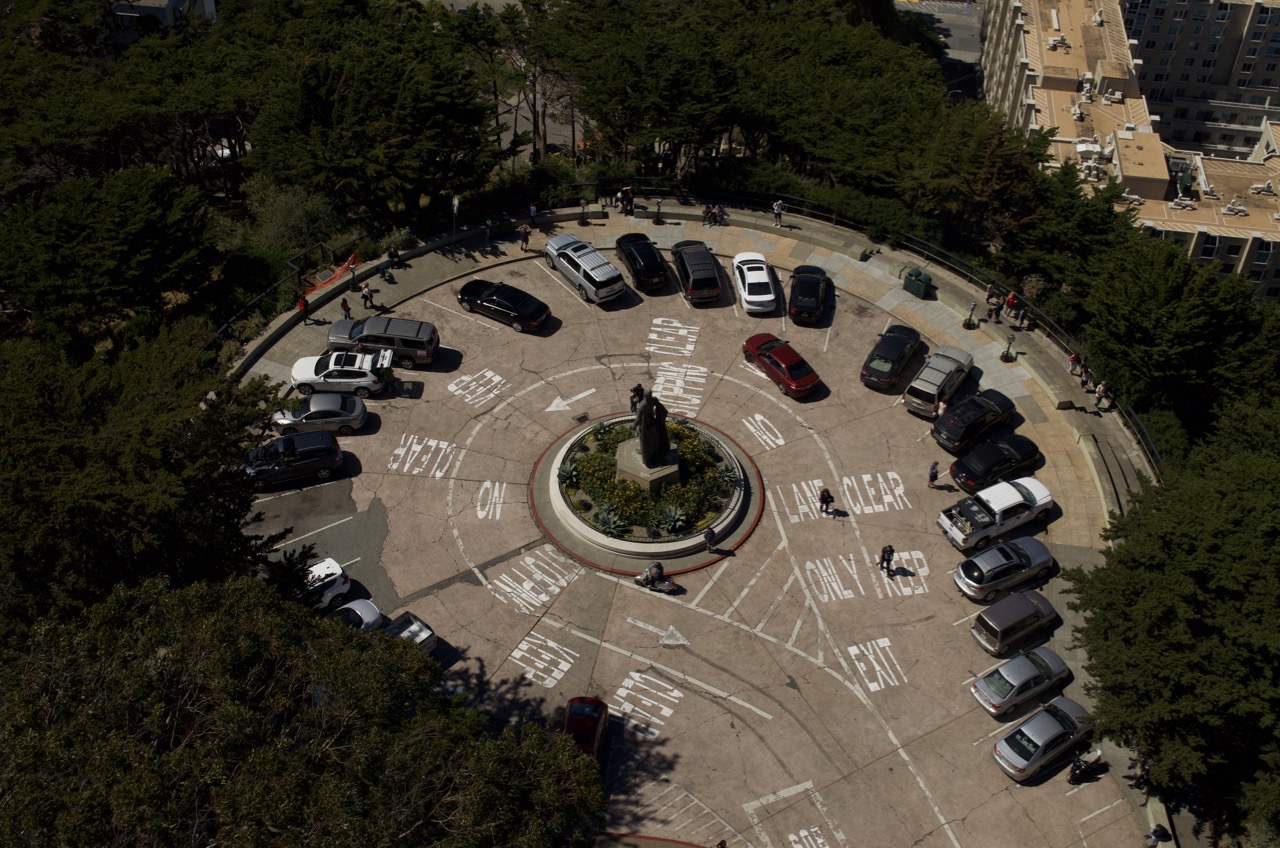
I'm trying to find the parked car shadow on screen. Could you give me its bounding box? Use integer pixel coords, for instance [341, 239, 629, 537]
[355, 412, 384, 436]
[385, 381, 424, 401]
[425, 347, 464, 374]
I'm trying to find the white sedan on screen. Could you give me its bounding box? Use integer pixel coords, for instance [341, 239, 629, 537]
[732, 252, 777, 313]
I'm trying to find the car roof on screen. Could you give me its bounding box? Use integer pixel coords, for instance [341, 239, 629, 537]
[672, 239, 710, 252]
[931, 346, 975, 369]
[792, 264, 828, 279]
[1019, 696, 1087, 743]
[734, 251, 767, 265]
[616, 232, 652, 247]
[982, 590, 1055, 627]
[546, 233, 587, 251]
[305, 394, 346, 411]
[975, 477, 1049, 510]
[306, 557, 344, 586]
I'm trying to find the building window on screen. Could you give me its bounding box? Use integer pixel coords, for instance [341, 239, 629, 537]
[1188, 41, 1200, 50]
[1200, 236, 1218, 257]
[1175, 106, 1189, 118]
[1140, 71, 1150, 81]
[1201, 59, 1215, 68]
[1266, 286, 1280, 298]
[1160, 57, 1173, 66]
[1254, 242, 1272, 263]
[1178, 74, 1190, 82]
[1250, 95, 1267, 104]
[1242, 63, 1254, 73]
[1211, 26, 1225, 37]
[1175, 86, 1187, 95]
[1146, 40, 1158, 48]
[1253, 30, 1265, 41]
[1172, 128, 1187, 140]
[1245, 136, 1259, 146]
[1226, 243, 1242, 257]
[1185, 57, 1197, 66]
[1248, 47, 1259, 57]
[1238, 78, 1251, 86]
[1273, 268, 1280, 277]
[1207, 43, 1221, 53]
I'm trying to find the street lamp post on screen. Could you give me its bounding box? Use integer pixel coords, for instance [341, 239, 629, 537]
[579, 198, 589, 227]
[655, 199, 664, 225]
[1002, 333, 1016, 362]
[965, 301, 977, 329]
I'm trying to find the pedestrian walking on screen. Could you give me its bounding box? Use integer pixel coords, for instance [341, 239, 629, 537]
[1094, 381, 1109, 411]
[1080, 363, 1093, 390]
[339, 297, 352, 320]
[704, 528, 717, 552]
[928, 461, 940, 489]
[1005, 291, 1017, 310]
[1068, 352, 1081, 375]
[1145, 823, 1171, 847]
[528, 202, 537, 224]
[387, 245, 401, 267]
[993, 302, 1004, 324]
[879, 545, 895, 577]
[518, 224, 531, 252]
[1014, 305, 1028, 329]
[985, 283, 997, 304]
[615, 190, 623, 209]
[629, 383, 644, 414]
[360, 280, 373, 309]
[298, 295, 311, 325]
[772, 199, 784, 227]
[818, 487, 835, 516]
[986, 304, 996, 322]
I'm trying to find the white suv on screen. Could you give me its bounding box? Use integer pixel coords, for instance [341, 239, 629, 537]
[544, 234, 627, 303]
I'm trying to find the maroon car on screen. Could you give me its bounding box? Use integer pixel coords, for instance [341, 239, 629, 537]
[743, 333, 822, 397]
[560, 696, 609, 762]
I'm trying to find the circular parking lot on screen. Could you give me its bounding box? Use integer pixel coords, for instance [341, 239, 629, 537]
[248, 215, 1146, 848]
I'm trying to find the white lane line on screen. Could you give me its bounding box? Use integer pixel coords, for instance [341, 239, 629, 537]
[691, 556, 736, 607]
[823, 321, 833, 353]
[971, 724, 1007, 746]
[565, 625, 774, 720]
[252, 478, 343, 503]
[271, 515, 355, 549]
[952, 609, 983, 626]
[723, 540, 785, 619]
[754, 569, 797, 634]
[535, 261, 594, 309]
[1080, 799, 1124, 821]
[425, 301, 500, 330]
[340, 557, 362, 567]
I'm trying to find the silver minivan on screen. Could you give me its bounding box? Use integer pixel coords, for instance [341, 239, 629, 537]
[903, 346, 974, 418]
[971, 590, 1058, 656]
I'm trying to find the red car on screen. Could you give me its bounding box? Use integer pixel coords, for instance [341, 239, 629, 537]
[742, 333, 822, 397]
[560, 697, 609, 761]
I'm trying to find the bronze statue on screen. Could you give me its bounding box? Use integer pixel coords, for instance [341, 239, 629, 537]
[636, 389, 670, 467]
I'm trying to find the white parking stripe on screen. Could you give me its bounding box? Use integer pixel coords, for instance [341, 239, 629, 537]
[535, 261, 594, 309]
[271, 515, 354, 549]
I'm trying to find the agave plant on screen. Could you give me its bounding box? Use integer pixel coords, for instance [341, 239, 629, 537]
[657, 505, 687, 535]
[558, 462, 579, 487]
[594, 504, 627, 538]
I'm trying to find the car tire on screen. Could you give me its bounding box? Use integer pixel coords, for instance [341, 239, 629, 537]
[981, 589, 999, 602]
[338, 425, 354, 436]
[545, 254, 554, 267]
[460, 301, 474, 312]
[281, 427, 298, 436]
[355, 387, 371, 399]
[510, 319, 524, 332]
[578, 285, 588, 302]
[296, 384, 315, 396]
[973, 537, 990, 550]
[398, 356, 416, 370]
[777, 381, 788, 395]
[743, 351, 752, 363]
[1035, 566, 1050, 580]
[1035, 509, 1049, 522]
[316, 468, 333, 481]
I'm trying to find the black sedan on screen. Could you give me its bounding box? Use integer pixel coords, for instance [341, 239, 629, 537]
[457, 279, 550, 332]
[950, 435, 1042, 494]
[787, 265, 832, 324]
[859, 324, 921, 389]
[931, 389, 1016, 453]
[615, 233, 667, 291]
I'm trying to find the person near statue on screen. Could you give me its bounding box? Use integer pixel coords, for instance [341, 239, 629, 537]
[635, 389, 670, 467]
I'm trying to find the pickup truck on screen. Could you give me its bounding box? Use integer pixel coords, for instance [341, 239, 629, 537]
[383, 611, 439, 655]
[937, 477, 1053, 550]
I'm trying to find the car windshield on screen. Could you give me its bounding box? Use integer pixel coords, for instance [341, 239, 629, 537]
[347, 320, 367, 339]
[496, 285, 528, 305]
[1043, 703, 1078, 733]
[982, 667, 1016, 698]
[313, 355, 331, 376]
[1026, 652, 1052, 676]
[746, 280, 772, 295]
[569, 702, 603, 719]
[792, 284, 819, 308]
[905, 385, 937, 403]
[866, 356, 893, 374]
[691, 276, 718, 291]
[1009, 480, 1035, 504]
[787, 360, 814, 380]
[1004, 727, 1042, 761]
[1007, 542, 1030, 566]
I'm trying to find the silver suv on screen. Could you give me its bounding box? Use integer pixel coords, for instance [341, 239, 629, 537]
[903, 346, 974, 418]
[544, 234, 627, 303]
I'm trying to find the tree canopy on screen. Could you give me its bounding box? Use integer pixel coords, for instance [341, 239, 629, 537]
[0, 577, 606, 846]
[1065, 402, 1280, 836]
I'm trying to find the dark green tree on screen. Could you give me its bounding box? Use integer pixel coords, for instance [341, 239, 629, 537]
[1, 168, 214, 348]
[1084, 237, 1280, 440]
[0, 323, 279, 637]
[1064, 402, 1280, 839]
[0, 577, 606, 846]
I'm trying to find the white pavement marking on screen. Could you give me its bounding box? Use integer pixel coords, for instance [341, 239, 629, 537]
[952, 609, 983, 626]
[626, 617, 690, 646]
[823, 322, 833, 353]
[271, 515, 355, 549]
[535, 260, 594, 309]
[424, 300, 501, 330]
[251, 478, 343, 503]
[691, 556, 736, 606]
[1080, 799, 1125, 822]
[340, 557, 362, 567]
[633, 781, 753, 847]
[544, 388, 597, 412]
[971, 724, 1007, 746]
[562, 624, 774, 720]
[722, 540, 786, 620]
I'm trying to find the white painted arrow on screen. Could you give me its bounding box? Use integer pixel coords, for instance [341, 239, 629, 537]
[626, 616, 689, 646]
[544, 388, 597, 412]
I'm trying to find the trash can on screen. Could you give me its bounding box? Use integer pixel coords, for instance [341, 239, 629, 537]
[903, 267, 933, 299]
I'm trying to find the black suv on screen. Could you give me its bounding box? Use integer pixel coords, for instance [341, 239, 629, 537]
[930, 389, 1016, 453]
[671, 240, 721, 304]
[615, 233, 667, 291]
[242, 431, 344, 487]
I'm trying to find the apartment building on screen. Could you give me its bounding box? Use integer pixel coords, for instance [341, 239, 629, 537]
[1122, 0, 1280, 156]
[981, 0, 1280, 299]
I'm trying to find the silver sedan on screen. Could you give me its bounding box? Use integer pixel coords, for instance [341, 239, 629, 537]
[272, 394, 367, 436]
[970, 647, 1071, 717]
[952, 536, 1053, 602]
[992, 696, 1090, 781]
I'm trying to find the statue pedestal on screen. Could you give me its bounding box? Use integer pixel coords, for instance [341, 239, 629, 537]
[616, 438, 681, 495]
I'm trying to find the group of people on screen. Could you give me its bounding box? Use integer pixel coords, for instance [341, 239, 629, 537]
[1068, 352, 1111, 411]
[984, 285, 1028, 328]
[702, 204, 729, 226]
